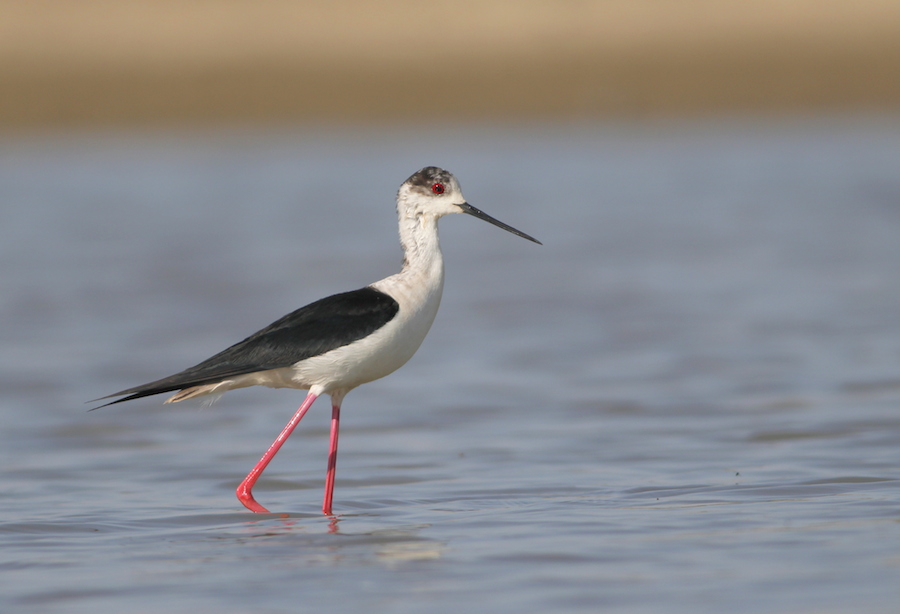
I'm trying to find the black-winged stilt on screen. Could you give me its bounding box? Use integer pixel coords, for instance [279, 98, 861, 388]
[96, 166, 540, 515]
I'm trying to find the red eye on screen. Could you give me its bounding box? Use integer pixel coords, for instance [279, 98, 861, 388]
[431, 183, 445, 194]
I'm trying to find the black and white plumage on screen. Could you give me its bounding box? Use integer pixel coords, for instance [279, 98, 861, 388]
[102, 287, 400, 405]
[97, 166, 540, 515]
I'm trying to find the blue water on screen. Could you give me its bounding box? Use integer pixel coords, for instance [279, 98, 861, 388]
[2, 118, 900, 613]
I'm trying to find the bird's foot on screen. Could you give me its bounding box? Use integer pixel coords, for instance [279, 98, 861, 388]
[236, 483, 271, 513]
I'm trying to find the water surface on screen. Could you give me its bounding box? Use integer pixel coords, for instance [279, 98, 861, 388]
[2, 119, 900, 613]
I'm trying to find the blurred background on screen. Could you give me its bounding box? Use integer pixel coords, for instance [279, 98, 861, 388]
[4, 3, 900, 614]
[3, 0, 900, 128]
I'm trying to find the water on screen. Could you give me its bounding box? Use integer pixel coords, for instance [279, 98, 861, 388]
[2, 118, 900, 613]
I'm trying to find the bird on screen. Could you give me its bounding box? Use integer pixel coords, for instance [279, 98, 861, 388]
[95, 166, 541, 515]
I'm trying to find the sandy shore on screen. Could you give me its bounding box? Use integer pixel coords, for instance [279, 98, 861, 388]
[2, 1, 900, 129]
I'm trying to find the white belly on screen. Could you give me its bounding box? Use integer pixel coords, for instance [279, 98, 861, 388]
[290, 264, 444, 393]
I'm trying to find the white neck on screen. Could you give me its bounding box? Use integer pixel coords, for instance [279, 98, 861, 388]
[391, 184, 451, 281]
[399, 211, 442, 272]
[366, 196, 446, 349]
[364, 197, 443, 328]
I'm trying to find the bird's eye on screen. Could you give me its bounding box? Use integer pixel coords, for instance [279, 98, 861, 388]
[431, 183, 445, 194]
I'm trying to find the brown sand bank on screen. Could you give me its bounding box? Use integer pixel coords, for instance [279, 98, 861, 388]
[2, 1, 900, 129]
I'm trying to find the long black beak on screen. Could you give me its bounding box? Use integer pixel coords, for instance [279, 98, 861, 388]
[458, 202, 542, 245]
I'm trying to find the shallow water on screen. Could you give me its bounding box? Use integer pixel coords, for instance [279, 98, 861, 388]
[2, 118, 900, 613]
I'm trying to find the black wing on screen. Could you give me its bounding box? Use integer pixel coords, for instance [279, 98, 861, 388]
[95, 286, 399, 406]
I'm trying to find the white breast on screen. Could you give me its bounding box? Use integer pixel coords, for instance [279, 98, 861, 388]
[287, 248, 445, 394]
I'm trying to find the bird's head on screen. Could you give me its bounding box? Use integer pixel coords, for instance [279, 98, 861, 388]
[398, 166, 541, 244]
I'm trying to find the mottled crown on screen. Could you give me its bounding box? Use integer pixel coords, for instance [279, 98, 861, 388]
[404, 167, 456, 194]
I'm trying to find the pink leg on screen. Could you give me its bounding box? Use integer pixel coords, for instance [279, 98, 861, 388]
[236, 391, 318, 513]
[322, 402, 341, 515]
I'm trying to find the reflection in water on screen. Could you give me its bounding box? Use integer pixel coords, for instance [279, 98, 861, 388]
[229, 513, 443, 567]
